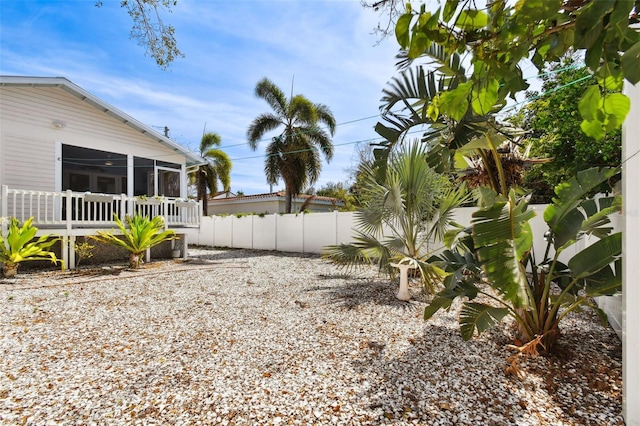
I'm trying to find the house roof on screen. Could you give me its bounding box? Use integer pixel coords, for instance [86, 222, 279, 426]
[0, 76, 205, 167]
[208, 191, 345, 205]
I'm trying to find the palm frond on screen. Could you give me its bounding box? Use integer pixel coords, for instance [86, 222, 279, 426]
[255, 78, 288, 118]
[247, 113, 282, 148]
[200, 132, 221, 152]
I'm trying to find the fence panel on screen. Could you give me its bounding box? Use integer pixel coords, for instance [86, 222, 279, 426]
[252, 215, 277, 251]
[213, 216, 234, 248]
[197, 216, 215, 246]
[303, 211, 338, 253]
[336, 211, 356, 245]
[232, 216, 254, 249]
[196, 205, 597, 257]
[276, 214, 304, 252]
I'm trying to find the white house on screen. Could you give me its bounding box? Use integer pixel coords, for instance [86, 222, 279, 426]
[0, 76, 204, 267]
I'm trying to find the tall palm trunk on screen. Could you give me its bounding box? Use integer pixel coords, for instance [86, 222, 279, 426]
[285, 187, 293, 213]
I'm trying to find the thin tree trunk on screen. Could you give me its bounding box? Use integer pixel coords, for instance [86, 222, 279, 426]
[2, 263, 18, 278]
[285, 186, 293, 213]
[130, 252, 141, 269]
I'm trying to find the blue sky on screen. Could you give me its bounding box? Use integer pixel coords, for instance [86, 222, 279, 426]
[0, 0, 401, 194]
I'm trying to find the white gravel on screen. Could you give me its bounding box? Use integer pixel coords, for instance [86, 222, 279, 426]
[0, 247, 623, 425]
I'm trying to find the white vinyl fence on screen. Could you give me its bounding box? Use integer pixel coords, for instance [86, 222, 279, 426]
[193, 211, 358, 253]
[194, 205, 567, 257]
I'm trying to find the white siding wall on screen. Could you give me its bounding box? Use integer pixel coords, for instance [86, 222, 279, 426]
[0, 86, 186, 191]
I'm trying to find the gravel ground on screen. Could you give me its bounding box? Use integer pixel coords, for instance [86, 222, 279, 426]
[0, 247, 623, 425]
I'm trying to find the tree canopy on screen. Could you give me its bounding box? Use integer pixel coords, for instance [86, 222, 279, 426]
[510, 56, 622, 202]
[392, 0, 639, 140]
[96, 0, 183, 69]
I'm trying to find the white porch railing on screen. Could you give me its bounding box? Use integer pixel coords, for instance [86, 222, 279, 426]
[1, 185, 201, 269]
[0, 185, 201, 231]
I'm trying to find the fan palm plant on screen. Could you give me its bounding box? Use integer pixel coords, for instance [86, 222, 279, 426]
[90, 214, 177, 269]
[247, 77, 336, 213]
[1, 217, 63, 278]
[192, 132, 231, 216]
[322, 142, 470, 295]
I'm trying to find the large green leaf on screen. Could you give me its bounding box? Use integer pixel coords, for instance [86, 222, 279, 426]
[515, 0, 562, 21]
[602, 93, 631, 131]
[439, 81, 472, 121]
[574, 0, 612, 49]
[596, 62, 624, 91]
[460, 302, 509, 340]
[580, 119, 605, 140]
[396, 13, 413, 48]
[543, 167, 619, 250]
[442, 0, 459, 21]
[472, 192, 535, 307]
[584, 258, 622, 297]
[471, 79, 499, 115]
[621, 40, 640, 84]
[456, 10, 489, 30]
[580, 196, 621, 239]
[568, 232, 621, 280]
[409, 32, 431, 58]
[424, 296, 453, 320]
[578, 85, 601, 121]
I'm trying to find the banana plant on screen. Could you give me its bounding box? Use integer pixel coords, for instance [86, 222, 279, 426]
[425, 167, 621, 352]
[0, 217, 63, 278]
[91, 214, 177, 269]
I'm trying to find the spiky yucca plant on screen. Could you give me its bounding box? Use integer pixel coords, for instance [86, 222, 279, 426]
[91, 214, 177, 269]
[0, 217, 63, 278]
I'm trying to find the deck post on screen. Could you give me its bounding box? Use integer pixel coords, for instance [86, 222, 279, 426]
[118, 194, 126, 220]
[68, 235, 76, 269]
[61, 236, 69, 270]
[65, 190, 73, 269]
[1, 185, 8, 236]
[182, 233, 188, 260]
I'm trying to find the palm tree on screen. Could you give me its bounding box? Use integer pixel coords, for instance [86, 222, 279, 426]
[193, 132, 232, 216]
[322, 142, 470, 294]
[247, 77, 336, 213]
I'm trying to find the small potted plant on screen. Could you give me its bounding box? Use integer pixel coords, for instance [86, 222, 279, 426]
[176, 198, 195, 208]
[1, 217, 64, 278]
[136, 195, 162, 206]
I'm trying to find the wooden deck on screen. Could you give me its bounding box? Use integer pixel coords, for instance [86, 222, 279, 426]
[1, 185, 201, 268]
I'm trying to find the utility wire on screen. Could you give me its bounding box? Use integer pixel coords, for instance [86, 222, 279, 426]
[230, 73, 600, 163]
[63, 64, 601, 164]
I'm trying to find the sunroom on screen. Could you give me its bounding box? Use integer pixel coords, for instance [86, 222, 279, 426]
[0, 76, 205, 267]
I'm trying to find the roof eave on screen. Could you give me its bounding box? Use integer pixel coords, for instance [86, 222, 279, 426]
[0, 76, 205, 167]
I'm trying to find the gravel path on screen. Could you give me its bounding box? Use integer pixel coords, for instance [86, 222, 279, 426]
[0, 247, 623, 425]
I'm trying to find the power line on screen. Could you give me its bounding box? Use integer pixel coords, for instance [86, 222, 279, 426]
[215, 114, 383, 150]
[56, 64, 599, 166]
